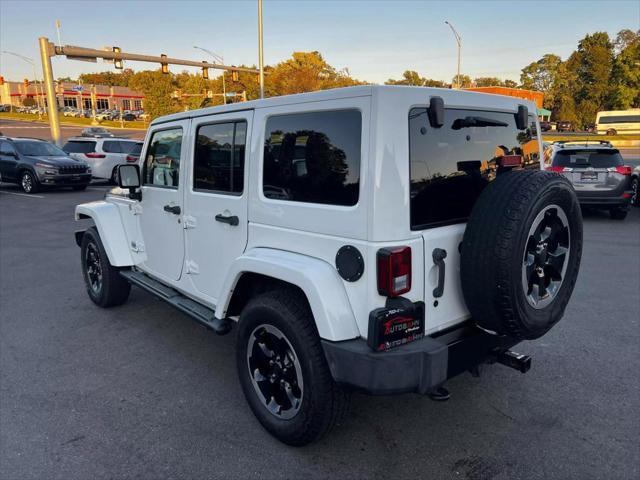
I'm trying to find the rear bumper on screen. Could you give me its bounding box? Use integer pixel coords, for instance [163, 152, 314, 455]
[321, 322, 519, 395]
[577, 191, 632, 207]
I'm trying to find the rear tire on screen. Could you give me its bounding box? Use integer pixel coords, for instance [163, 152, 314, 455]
[461, 170, 583, 340]
[609, 207, 628, 220]
[80, 227, 131, 307]
[236, 289, 349, 446]
[606, 128, 617, 136]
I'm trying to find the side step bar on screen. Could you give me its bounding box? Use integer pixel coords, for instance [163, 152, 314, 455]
[120, 270, 232, 335]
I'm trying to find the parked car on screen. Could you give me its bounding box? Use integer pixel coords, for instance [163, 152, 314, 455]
[73, 86, 583, 446]
[81, 127, 115, 138]
[544, 140, 633, 219]
[556, 120, 574, 132]
[63, 136, 142, 183]
[596, 109, 640, 135]
[0, 104, 11, 112]
[0, 137, 91, 193]
[539, 121, 552, 132]
[585, 123, 596, 133]
[122, 113, 136, 121]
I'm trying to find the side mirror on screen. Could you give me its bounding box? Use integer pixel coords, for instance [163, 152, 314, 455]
[117, 164, 142, 200]
[428, 96, 444, 128]
[515, 105, 528, 130]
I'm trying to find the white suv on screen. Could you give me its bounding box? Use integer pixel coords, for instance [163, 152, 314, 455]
[63, 137, 142, 183]
[74, 86, 583, 445]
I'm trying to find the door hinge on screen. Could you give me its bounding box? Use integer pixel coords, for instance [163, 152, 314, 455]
[183, 215, 197, 229]
[185, 260, 199, 275]
[129, 203, 143, 215]
[130, 240, 145, 253]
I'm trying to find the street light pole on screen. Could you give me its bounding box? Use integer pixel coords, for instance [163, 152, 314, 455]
[444, 21, 462, 89]
[193, 46, 226, 105]
[38, 37, 62, 146]
[258, 0, 265, 99]
[2, 50, 44, 119]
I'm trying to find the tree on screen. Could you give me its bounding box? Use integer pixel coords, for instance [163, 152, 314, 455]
[22, 97, 36, 107]
[453, 74, 472, 88]
[128, 70, 178, 119]
[503, 79, 518, 88]
[607, 30, 640, 109]
[520, 54, 562, 108]
[385, 70, 446, 87]
[473, 77, 504, 87]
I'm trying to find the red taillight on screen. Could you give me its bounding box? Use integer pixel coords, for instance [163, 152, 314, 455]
[615, 165, 632, 175]
[377, 246, 412, 297]
[85, 152, 106, 158]
[546, 166, 566, 172]
[126, 155, 138, 163]
[499, 155, 522, 167]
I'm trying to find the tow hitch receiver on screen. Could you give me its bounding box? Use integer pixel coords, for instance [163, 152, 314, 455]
[493, 350, 531, 373]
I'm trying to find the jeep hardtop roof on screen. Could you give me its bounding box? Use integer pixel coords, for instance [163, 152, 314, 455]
[151, 85, 538, 126]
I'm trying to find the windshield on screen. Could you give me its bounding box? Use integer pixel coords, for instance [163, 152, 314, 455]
[409, 108, 539, 229]
[14, 141, 67, 157]
[553, 149, 623, 168]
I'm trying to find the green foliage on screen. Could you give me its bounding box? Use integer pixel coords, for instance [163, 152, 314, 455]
[520, 54, 562, 108]
[385, 70, 445, 87]
[607, 31, 640, 109]
[21, 96, 36, 107]
[127, 70, 179, 119]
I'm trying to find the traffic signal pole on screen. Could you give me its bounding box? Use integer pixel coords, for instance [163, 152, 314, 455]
[37, 37, 262, 144]
[39, 37, 62, 146]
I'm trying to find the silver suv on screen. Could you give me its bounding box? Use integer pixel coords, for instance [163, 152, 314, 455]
[544, 141, 633, 219]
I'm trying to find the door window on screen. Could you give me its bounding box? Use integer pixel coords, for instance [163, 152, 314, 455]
[142, 128, 183, 188]
[193, 121, 247, 194]
[263, 110, 361, 206]
[0, 141, 16, 156]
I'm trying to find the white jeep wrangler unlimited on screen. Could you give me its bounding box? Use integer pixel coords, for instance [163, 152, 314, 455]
[74, 86, 582, 446]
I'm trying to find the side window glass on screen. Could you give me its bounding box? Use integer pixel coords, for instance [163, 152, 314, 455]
[263, 110, 361, 206]
[142, 128, 183, 188]
[102, 141, 122, 153]
[0, 141, 15, 155]
[193, 121, 246, 194]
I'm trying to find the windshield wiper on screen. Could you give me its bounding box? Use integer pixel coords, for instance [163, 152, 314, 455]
[451, 116, 509, 130]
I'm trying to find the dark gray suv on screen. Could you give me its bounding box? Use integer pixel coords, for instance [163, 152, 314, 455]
[0, 137, 92, 194]
[544, 141, 633, 219]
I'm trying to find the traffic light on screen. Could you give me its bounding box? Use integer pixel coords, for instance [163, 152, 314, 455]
[231, 69, 239, 82]
[0, 75, 4, 86]
[23, 78, 30, 89]
[202, 67, 209, 80]
[161, 54, 169, 74]
[113, 46, 123, 69]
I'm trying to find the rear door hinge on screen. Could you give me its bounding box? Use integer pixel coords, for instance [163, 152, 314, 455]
[185, 260, 199, 274]
[130, 240, 145, 253]
[183, 215, 197, 229]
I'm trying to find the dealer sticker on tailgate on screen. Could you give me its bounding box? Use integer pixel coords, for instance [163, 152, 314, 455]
[367, 302, 425, 352]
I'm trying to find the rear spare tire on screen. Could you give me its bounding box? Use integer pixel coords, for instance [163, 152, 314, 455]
[461, 170, 582, 340]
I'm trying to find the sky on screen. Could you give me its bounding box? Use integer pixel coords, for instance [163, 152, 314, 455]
[0, 0, 638, 84]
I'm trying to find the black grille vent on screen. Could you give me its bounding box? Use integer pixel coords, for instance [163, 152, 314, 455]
[59, 165, 88, 175]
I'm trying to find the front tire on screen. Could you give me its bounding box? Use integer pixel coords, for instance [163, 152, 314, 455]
[80, 227, 131, 307]
[20, 170, 39, 194]
[236, 289, 349, 446]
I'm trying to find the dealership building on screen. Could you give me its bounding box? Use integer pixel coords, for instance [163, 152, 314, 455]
[0, 79, 144, 110]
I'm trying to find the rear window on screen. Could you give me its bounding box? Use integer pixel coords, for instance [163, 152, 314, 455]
[62, 141, 96, 154]
[409, 108, 539, 229]
[103, 141, 140, 154]
[553, 149, 623, 168]
[129, 143, 143, 155]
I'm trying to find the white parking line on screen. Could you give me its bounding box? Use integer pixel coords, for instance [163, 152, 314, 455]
[0, 190, 44, 198]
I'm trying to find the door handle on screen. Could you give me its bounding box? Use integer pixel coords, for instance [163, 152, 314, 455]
[215, 214, 239, 226]
[432, 248, 447, 298]
[163, 204, 181, 215]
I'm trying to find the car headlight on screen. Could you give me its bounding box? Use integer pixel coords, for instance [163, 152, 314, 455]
[35, 163, 58, 175]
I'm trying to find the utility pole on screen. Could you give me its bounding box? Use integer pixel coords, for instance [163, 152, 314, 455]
[194, 46, 226, 105]
[445, 21, 462, 89]
[38, 37, 61, 145]
[258, 0, 265, 99]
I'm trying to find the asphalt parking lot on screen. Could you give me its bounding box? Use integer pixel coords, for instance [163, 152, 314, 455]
[0, 182, 639, 480]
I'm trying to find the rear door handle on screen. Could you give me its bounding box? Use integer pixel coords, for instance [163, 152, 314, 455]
[163, 204, 181, 215]
[432, 248, 447, 298]
[215, 214, 239, 226]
